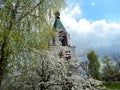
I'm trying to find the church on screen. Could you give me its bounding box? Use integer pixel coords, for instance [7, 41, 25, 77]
[49, 12, 76, 61]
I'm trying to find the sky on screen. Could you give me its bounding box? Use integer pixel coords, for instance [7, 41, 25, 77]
[61, 0, 120, 57]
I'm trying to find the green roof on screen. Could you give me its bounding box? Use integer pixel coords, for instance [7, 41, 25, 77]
[53, 18, 65, 31]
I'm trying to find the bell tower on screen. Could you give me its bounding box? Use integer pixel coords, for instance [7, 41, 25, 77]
[49, 11, 76, 62]
[50, 11, 70, 46]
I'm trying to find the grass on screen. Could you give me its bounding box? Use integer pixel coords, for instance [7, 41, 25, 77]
[103, 82, 120, 90]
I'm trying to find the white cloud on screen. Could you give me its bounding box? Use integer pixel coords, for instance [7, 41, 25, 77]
[61, 6, 120, 56]
[70, 5, 82, 16]
[61, 3, 82, 19]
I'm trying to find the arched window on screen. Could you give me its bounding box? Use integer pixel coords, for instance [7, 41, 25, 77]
[59, 31, 68, 46]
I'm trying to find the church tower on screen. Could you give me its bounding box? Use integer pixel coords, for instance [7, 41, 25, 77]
[50, 11, 70, 46]
[49, 11, 76, 61]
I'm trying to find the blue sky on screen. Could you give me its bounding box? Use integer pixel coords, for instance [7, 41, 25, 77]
[61, 0, 120, 57]
[80, 0, 120, 21]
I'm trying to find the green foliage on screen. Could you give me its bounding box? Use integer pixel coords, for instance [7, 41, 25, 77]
[101, 55, 115, 81]
[103, 82, 120, 90]
[0, 0, 65, 89]
[87, 50, 101, 80]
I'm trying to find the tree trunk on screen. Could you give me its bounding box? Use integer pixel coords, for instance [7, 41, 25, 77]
[0, 61, 7, 87]
[0, 32, 9, 86]
[0, 54, 8, 86]
[0, 2, 20, 86]
[0, 66, 4, 86]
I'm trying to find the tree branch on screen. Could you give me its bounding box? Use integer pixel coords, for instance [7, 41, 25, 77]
[17, 0, 44, 22]
[45, 83, 63, 89]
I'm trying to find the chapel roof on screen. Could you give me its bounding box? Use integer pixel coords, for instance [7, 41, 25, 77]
[53, 12, 65, 31]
